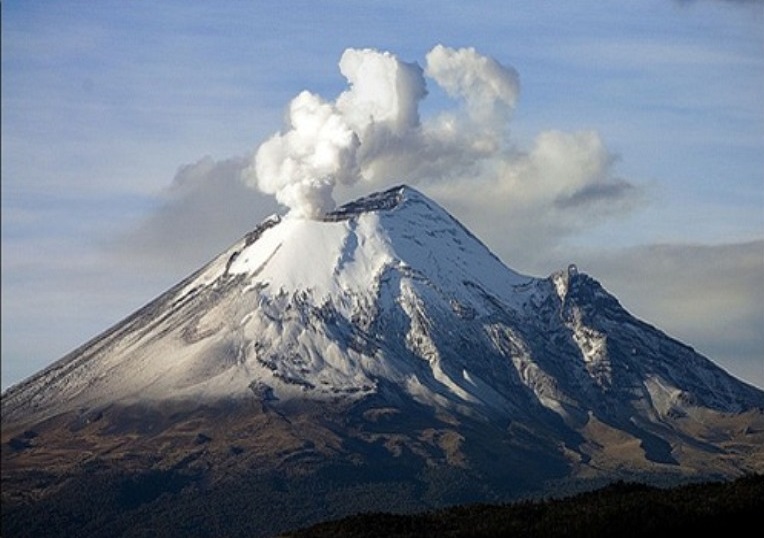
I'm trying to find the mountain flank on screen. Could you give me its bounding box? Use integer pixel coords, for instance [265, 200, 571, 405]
[3, 185, 763, 537]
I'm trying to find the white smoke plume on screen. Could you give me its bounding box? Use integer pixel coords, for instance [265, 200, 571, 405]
[247, 47, 426, 218]
[253, 91, 360, 218]
[245, 44, 638, 227]
[336, 48, 426, 135]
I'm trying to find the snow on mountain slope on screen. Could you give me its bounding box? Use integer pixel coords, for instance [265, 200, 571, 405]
[3, 185, 763, 441]
[3, 187, 530, 419]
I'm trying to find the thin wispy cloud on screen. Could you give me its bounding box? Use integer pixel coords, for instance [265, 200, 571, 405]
[113, 157, 278, 272]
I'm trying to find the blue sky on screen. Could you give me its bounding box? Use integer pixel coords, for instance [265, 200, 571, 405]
[2, 0, 763, 390]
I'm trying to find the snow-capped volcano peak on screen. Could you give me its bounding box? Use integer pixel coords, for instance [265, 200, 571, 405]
[4, 185, 534, 417]
[4, 185, 763, 538]
[3, 185, 762, 435]
[2, 187, 764, 534]
[217, 185, 528, 307]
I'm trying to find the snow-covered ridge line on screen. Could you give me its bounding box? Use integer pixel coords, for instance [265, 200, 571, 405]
[323, 185, 407, 221]
[2, 184, 763, 431]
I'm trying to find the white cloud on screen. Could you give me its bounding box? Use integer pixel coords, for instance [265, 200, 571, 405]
[337, 48, 426, 134]
[246, 43, 641, 252]
[245, 47, 429, 218]
[425, 44, 520, 123]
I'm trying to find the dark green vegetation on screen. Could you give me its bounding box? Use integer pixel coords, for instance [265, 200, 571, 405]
[0, 458, 538, 538]
[283, 474, 764, 538]
[3, 469, 761, 538]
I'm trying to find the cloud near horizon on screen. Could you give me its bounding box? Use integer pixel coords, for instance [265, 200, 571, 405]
[580, 240, 764, 389]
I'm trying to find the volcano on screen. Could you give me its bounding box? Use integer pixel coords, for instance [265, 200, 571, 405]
[3, 185, 763, 537]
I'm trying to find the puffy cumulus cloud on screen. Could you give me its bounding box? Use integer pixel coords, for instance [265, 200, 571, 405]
[425, 44, 520, 122]
[336, 48, 428, 184]
[337, 48, 426, 134]
[246, 44, 640, 254]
